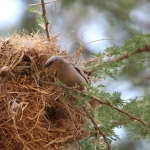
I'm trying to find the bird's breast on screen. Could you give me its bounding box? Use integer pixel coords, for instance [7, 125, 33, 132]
[58, 66, 86, 90]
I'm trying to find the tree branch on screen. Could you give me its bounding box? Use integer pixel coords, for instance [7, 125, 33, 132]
[39, 79, 81, 93]
[41, 0, 50, 39]
[92, 98, 150, 128]
[104, 45, 150, 63]
[88, 45, 150, 70]
[83, 107, 112, 150]
[112, 45, 150, 62]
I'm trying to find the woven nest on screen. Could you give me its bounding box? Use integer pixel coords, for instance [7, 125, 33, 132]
[0, 32, 89, 150]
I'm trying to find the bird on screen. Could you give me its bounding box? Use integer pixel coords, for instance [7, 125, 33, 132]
[44, 55, 100, 109]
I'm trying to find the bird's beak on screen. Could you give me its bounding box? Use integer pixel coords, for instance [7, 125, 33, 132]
[44, 63, 49, 68]
[44, 61, 54, 68]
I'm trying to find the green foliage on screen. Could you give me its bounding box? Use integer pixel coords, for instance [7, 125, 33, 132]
[28, 6, 47, 29]
[70, 88, 150, 149]
[87, 34, 150, 80]
[123, 91, 150, 140]
[29, 6, 40, 14]
[37, 16, 48, 29]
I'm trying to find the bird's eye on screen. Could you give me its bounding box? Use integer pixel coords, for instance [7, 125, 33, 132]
[49, 61, 54, 66]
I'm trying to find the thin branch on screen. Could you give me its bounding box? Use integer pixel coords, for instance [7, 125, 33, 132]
[41, 0, 50, 39]
[83, 107, 112, 150]
[91, 97, 150, 128]
[83, 38, 115, 48]
[49, 0, 57, 32]
[88, 45, 150, 70]
[29, 0, 57, 7]
[39, 79, 81, 93]
[110, 120, 129, 128]
[110, 45, 150, 62]
[119, 45, 150, 61]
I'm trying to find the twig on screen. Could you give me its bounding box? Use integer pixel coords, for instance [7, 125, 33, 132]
[41, 0, 50, 39]
[29, 0, 57, 7]
[39, 79, 150, 129]
[91, 97, 150, 129]
[39, 79, 81, 93]
[111, 45, 150, 62]
[83, 39, 115, 48]
[88, 45, 150, 70]
[49, 0, 56, 32]
[83, 107, 112, 150]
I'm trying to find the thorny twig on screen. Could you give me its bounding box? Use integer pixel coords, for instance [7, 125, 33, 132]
[41, 0, 50, 39]
[83, 107, 112, 150]
[87, 44, 150, 70]
[92, 98, 150, 128]
[111, 45, 150, 62]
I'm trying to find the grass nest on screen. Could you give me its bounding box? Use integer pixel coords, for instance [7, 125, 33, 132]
[0, 32, 89, 150]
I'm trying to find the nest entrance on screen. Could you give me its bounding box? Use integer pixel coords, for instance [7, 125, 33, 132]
[0, 33, 89, 150]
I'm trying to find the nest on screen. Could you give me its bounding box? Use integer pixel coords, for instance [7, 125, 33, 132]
[0, 32, 89, 150]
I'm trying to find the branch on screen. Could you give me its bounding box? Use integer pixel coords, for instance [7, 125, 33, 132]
[83, 107, 112, 150]
[104, 45, 150, 63]
[29, 0, 57, 7]
[91, 97, 150, 129]
[39, 79, 81, 93]
[112, 45, 150, 62]
[41, 0, 50, 39]
[88, 45, 150, 70]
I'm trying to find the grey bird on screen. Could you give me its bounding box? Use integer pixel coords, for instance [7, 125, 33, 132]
[44, 56, 100, 108]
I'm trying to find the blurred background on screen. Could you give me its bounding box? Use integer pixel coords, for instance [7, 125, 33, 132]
[0, 0, 150, 149]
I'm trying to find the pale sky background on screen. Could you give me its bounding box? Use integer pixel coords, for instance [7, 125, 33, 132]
[0, 0, 25, 28]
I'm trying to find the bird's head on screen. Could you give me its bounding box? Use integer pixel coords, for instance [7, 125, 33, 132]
[44, 56, 65, 68]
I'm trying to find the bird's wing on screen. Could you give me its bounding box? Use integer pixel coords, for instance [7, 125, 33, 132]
[71, 63, 89, 83]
